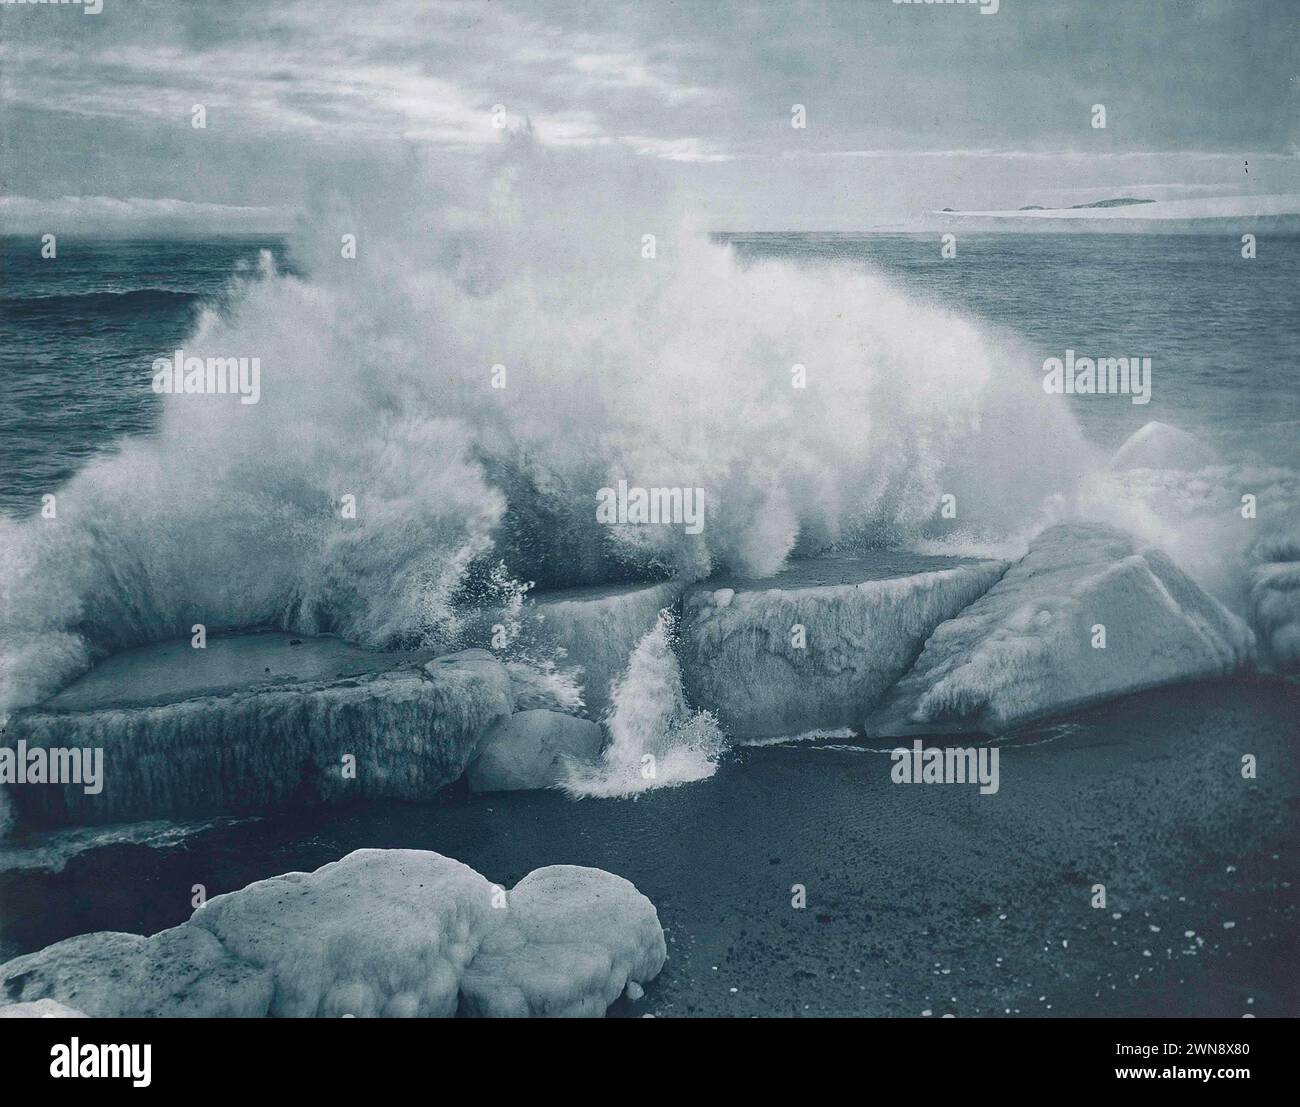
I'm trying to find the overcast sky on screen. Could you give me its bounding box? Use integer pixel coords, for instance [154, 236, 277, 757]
[1, 0, 1296, 232]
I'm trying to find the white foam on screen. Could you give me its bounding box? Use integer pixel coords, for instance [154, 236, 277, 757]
[0, 140, 1097, 720]
[562, 610, 724, 797]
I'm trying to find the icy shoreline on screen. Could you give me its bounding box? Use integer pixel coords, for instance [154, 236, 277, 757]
[0, 848, 666, 1018]
[4, 639, 513, 826]
[0, 526, 1260, 826]
[3, 675, 1293, 1016]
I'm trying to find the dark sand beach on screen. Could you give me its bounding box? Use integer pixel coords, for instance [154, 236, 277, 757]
[3, 675, 1295, 1017]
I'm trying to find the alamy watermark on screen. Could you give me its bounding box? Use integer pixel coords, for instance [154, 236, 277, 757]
[596, 479, 706, 534]
[890, 739, 999, 794]
[1, 0, 103, 13]
[893, 0, 999, 15]
[0, 740, 103, 794]
[1042, 350, 1152, 405]
[50, 1039, 150, 1087]
[152, 348, 261, 405]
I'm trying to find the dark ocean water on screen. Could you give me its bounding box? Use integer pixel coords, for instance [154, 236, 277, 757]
[723, 232, 1300, 465]
[0, 237, 293, 516]
[2, 233, 1297, 517]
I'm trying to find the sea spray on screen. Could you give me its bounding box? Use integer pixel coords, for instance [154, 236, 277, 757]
[453, 559, 587, 713]
[562, 609, 723, 797]
[0, 138, 1101, 725]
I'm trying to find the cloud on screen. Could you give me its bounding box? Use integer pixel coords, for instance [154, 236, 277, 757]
[0, 1, 724, 160]
[0, 195, 292, 234]
[1, 0, 1293, 230]
[567, 52, 712, 104]
[618, 136, 734, 163]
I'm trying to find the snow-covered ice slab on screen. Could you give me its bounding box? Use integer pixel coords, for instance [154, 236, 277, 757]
[458, 863, 666, 1016]
[529, 580, 684, 720]
[0, 848, 666, 1018]
[1102, 420, 1297, 671]
[868, 523, 1255, 736]
[1247, 532, 1300, 671]
[1109, 419, 1220, 471]
[678, 553, 1009, 739]
[0, 924, 273, 1018]
[0, 999, 88, 1018]
[2, 633, 513, 827]
[468, 709, 604, 793]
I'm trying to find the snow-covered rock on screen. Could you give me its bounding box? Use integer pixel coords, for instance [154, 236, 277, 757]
[0, 999, 88, 1018]
[1246, 531, 1300, 671]
[529, 581, 685, 720]
[468, 709, 604, 793]
[3, 634, 513, 827]
[0, 849, 665, 1018]
[677, 554, 1008, 738]
[868, 523, 1255, 734]
[461, 865, 667, 1016]
[189, 849, 491, 1017]
[0, 925, 273, 1017]
[1110, 421, 1219, 471]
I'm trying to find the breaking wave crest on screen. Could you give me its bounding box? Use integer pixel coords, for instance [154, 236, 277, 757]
[0, 141, 1104, 724]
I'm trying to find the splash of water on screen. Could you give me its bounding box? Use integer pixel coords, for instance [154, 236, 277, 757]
[562, 610, 724, 798]
[0, 141, 1105, 723]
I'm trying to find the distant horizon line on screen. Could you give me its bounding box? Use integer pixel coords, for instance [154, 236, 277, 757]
[6, 227, 1300, 243]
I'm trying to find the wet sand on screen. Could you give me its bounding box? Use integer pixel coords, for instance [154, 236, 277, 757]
[1, 677, 1296, 1017]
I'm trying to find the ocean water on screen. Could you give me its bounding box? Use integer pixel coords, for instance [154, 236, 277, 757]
[3, 232, 1296, 520]
[722, 232, 1300, 465]
[0, 237, 294, 516]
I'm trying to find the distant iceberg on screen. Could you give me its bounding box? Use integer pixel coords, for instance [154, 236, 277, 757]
[928, 193, 1300, 233]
